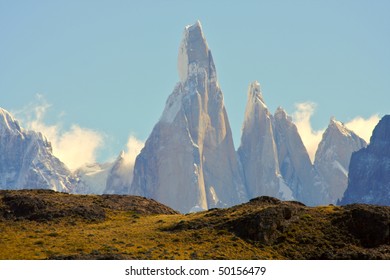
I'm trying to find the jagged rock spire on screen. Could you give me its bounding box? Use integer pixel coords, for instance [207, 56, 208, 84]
[130, 21, 246, 213]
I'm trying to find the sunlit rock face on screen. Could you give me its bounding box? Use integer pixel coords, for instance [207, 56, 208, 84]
[315, 118, 366, 204]
[130, 21, 246, 213]
[273, 107, 326, 206]
[0, 108, 75, 192]
[238, 82, 293, 201]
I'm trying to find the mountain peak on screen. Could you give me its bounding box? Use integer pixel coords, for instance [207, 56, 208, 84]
[274, 106, 287, 119]
[177, 20, 213, 83]
[342, 115, 390, 205]
[0, 107, 22, 135]
[367, 115, 390, 156]
[0, 107, 75, 192]
[185, 20, 202, 32]
[118, 150, 125, 160]
[370, 115, 390, 144]
[327, 117, 352, 138]
[248, 81, 266, 107]
[132, 21, 245, 213]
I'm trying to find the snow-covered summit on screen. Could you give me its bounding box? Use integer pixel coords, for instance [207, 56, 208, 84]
[0, 107, 76, 192]
[0, 108, 23, 135]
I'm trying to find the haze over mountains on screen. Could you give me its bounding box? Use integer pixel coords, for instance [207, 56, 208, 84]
[0, 21, 387, 212]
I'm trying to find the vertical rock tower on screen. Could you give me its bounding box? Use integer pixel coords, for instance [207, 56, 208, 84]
[273, 107, 325, 205]
[130, 21, 246, 213]
[238, 82, 293, 200]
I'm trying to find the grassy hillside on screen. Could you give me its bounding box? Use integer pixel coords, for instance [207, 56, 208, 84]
[0, 190, 389, 259]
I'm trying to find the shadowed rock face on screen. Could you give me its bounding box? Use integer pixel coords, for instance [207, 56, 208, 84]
[333, 204, 390, 248]
[130, 21, 246, 213]
[273, 108, 326, 206]
[341, 115, 390, 206]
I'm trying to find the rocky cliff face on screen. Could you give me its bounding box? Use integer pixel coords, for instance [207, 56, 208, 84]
[315, 118, 367, 204]
[273, 107, 326, 205]
[0, 108, 75, 192]
[341, 115, 390, 205]
[130, 21, 246, 213]
[238, 83, 292, 200]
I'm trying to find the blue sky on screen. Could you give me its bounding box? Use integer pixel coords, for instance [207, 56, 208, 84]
[1, 0, 389, 168]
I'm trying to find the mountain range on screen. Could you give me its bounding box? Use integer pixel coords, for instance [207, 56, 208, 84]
[0, 21, 387, 212]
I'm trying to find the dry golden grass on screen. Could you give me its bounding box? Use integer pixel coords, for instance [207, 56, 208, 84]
[1, 191, 389, 260]
[0, 210, 278, 260]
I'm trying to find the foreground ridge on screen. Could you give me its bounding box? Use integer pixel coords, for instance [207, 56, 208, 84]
[1, 190, 389, 260]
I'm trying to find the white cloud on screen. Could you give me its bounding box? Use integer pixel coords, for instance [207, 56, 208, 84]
[345, 115, 380, 143]
[113, 136, 144, 186]
[53, 125, 104, 170]
[123, 136, 144, 167]
[292, 102, 324, 163]
[16, 95, 104, 171]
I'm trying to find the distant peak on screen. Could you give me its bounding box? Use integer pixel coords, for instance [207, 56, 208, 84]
[248, 81, 265, 104]
[185, 20, 202, 31]
[329, 117, 344, 128]
[117, 150, 125, 160]
[0, 107, 22, 134]
[0, 107, 13, 120]
[249, 81, 261, 95]
[327, 117, 353, 138]
[370, 115, 390, 144]
[275, 106, 286, 115]
[177, 20, 212, 83]
[274, 107, 293, 122]
[330, 116, 337, 123]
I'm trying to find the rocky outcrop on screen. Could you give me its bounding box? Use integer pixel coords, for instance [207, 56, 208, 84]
[130, 21, 246, 213]
[333, 204, 390, 247]
[0, 189, 178, 221]
[165, 195, 390, 259]
[341, 115, 390, 205]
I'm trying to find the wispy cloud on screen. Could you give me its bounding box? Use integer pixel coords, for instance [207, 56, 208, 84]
[345, 115, 380, 143]
[16, 95, 104, 170]
[292, 102, 324, 163]
[123, 136, 144, 167]
[112, 136, 144, 186]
